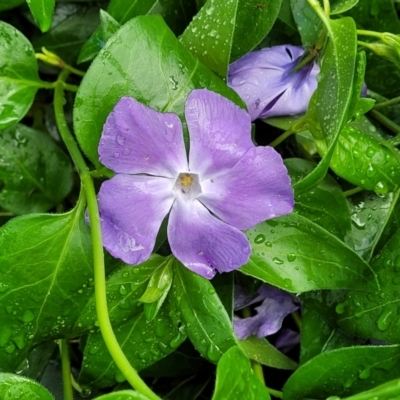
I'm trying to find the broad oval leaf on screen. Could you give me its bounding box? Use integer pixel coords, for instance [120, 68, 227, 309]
[73, 15, 241, 166]
[0, 195, 93, 370]
[180, 0, 282, 77]
[172, 260, 237, 363]
[337, 228, 400, 343]
[315, 124, 400, 194]
[330, 0, 359, 14]
[212, 346, 271, 400]
[283, 345, 400, 400]
[0, 124, 73, 215]
[26, 0, 55, 32]
[240, 213, 378, 293]
[0, 373, 54, 400]
[0, 21, 43, 129]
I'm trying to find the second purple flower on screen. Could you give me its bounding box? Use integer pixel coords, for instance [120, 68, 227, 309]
[97, 89, 294, 279]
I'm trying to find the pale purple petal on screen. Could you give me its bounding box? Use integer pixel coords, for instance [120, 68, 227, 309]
[228, 45, 319, 121]
[274, 329, 300, 353]
[185, 89, 253, 178]
[168, 199, 251, 279]
[234, 285, 265, 310]
[98, 174, 175, 265]
[199, 146, 294, 230]
[234, 284, 299, 340]
[99, 97, 187, 178]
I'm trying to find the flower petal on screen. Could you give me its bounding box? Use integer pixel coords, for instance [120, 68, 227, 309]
[199, 146, 294, 230]
[168, 199, 251, 279]
[234, 284, 299, 340]
[98, 174, 175, 264]
[185, 89, 253, 178]
[99, 97, 187, 177]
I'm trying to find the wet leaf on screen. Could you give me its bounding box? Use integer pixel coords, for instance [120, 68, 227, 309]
[94, 391, 150, 400]
[212, 346, 271, 400]
[283, 345, 400, 400]
[0, 21, 42, 129]
[171, 260, 237, 363]
[0, 195, 93, 371]
[73, 15, 242, 167]
[0, 124, 73, 215]
[241, 213, 379, 293]
[180, 0, 282, 77]
[0, 373, 54, 399]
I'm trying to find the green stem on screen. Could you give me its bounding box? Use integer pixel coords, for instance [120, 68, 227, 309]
[59, 339, 74, 400]
[357, 29, 384, 39]
[0, 212, 13, 216]
[267, 387, 283, 399]
[374, 95, 400, 109]
[307, 0, 331, 28]
[63, 82, 79, 92]
[291, 311, 302, 330]
[63, 64, 85, 77]
[53, 71, 161, 400]
[343, 187, 363, 197]
[323, 0, 330, 16]
[251, 360, 265, 385]
[369, 109, 400, 135]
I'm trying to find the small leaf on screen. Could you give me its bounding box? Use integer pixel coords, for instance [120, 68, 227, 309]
[26, 0, 55, 32]
[212, 347, 271, 400]
[330, 0, 359, 14]
[0, 21, 43, 129]
[239, 336, 298, 370]
[180, 0, 282, 77]
[283, 345, 400, 400]
[94, 391, 151, 400]
[0, 124, 73, 214]
[172, 260, 237, 363]
[0, 373, 54, 399]
[241, 213, 378, 293]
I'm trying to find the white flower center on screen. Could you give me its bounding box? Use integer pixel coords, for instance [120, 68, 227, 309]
[173, 172, 202, 201]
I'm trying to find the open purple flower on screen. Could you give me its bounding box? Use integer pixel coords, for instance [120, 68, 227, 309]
[97, 89, 294, 279]
[234, 284, 299, 339]
[228, 45, 320, 121]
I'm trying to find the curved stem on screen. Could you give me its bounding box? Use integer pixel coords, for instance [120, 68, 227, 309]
[323, 0, 330, 16]
[63, 64, 85, 77]
[343, 187, 363, 197]
[251, 360, 265, 385]
[369, 109, 400, 135]
[268, 128, 296, 148]
[357, 29, 384, 39]
[53, 71, 161, 400]
[59, 339, 74, 400]
[374, 96, 400, 109]
[267, 387, 283, 398]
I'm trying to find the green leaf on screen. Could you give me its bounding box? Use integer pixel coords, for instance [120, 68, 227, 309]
[0, 195, 93, 371]
[285, 158, 351, 241]
[315, 124, 400, 194]
[342, 378, 400, 400]
[0, 373, 54, 399]
[172, 260, 237, 363]
[212, 347, 271, 400]
[180, 0, 282, 77]
[212, 273, 234, 320]
[290, 0, 322, 47]
[32, 4, 101, 65]
[0, 124, 73, 214]
[300, 302, 363, 364]
[0, 0, 24, 11]
[330, 0, 359, 14]
[347, 189, 400, 261]
[239, 336, 298, 370]
[79, 300, 185, 388]
[0, 21, 43, 130]
[240, 213, 379, 293]
[283, 345, 400, 400]
[73, 15, 242, 167]
[94, 391, 150, 400]
[336, 228, 400, 343]
[26, 0, 55, 32]
[293, 17, 357, 194]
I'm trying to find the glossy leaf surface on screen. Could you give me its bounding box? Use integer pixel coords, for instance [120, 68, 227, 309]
[241, 213, 378, 293]
[172, 260, 237, 363]
[26, 0, 55, 32]
[180, 0, 282, 77]
[73, 15, 241, 166]
[0, 124, 73, 214]
[0, 21, 42, 129]
[0, 373, 54, 399]
[211, 346, 271, 400]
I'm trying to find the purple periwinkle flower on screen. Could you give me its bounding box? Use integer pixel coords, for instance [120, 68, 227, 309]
[97, 89, 294, 279]
[234, 284, 299, 339]
[228, 45, 320, 121]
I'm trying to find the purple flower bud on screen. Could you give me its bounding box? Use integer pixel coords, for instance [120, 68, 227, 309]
[228, 45, 320, 121]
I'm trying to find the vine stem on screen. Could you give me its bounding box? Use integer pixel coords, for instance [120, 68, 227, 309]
[59, 339, 74, 400]
[343, 187, 363, 197]
[374, 96, 400, 109]
[53, 69, 161, 400]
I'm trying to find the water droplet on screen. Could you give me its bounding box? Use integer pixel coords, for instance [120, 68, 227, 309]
[116, 135, 125, 145]
[5, 343, 15, 354]
[0, 283, 9, 293]
[21, 310, 35, 323]
[254, 234, 265, 244]
[208, 288, 215, 295]
[119, 285, 128, 296]
[169, 333, 182, 348]
[114, 368, 126, 383]
[359, 367, 371, 379]
[272, 257, 284, 265]
[287, 254, 296, 262]
[377, 309, 392, 331]
[366, 164, 376, 177]
[206, 343, 220, 362]
[169, 75, 178, 90]
[122, 271, 129, 278]
[375, 181, 388, 194]
[366, 147, 375, 158]
[335, 301, 348, 314]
